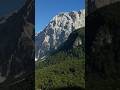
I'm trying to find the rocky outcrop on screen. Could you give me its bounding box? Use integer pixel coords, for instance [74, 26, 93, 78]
[95, 0, 120, 8]
[87, 0, 120, 14]
[57, 27, 85, 51]
[73, 37, 82, 48]
[35, 10, 85, 60]
[86, 2, 120, 89]
[0, 0, 34, 89]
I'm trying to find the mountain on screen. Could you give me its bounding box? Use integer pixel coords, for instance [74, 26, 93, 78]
[0, 0, 34, 89]
[86, 0, 120, 14]
[86, 2, 120, 90]
[35, 28, 85, 90]
[35, 10, 85, 60]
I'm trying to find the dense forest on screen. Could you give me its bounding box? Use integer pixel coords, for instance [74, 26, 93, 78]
[35, 28, 85, 90]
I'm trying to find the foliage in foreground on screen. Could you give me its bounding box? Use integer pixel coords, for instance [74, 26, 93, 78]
[35, 29, 85, 90]
[35, 56, 85, 90]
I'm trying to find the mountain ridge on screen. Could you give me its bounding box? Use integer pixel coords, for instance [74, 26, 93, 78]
[35, 9, 85, 60]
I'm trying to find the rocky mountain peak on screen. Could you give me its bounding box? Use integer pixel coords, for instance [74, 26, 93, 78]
[35, 10, 85, 60]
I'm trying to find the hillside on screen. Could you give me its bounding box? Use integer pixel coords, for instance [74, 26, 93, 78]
[35, 28, 85, 90]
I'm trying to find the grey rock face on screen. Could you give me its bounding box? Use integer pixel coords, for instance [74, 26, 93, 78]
[87, 0, 120, 13]
[0, 0, 34, 89]
[86, 2, 120, 89]
[35, 10, 85, 60]
[73, 37, 82, 48]
[95, 0, 120, 8]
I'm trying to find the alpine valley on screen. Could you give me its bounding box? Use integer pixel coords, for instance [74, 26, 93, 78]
[35, 10, 85, 90]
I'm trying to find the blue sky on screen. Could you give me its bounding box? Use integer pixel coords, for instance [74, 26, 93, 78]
[35, 0, 85, 32]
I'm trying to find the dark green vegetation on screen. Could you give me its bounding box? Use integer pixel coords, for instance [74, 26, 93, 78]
[86, 2, 120, 90]
[35, 28, 85, 90]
